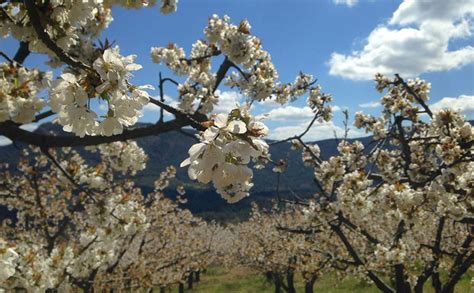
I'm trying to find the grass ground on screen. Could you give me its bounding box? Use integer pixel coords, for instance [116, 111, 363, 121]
[173, 266, 473, 293]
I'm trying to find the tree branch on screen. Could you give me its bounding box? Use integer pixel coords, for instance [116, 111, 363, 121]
[331, 223, 394, 293]
[0, 115, 204, 148]
[13, 41, 30, 64]
[394, 74, 433, 118]
[24, 0, 92, 71]
[212, 57, 233, 93]
[0, 51, 14, 64]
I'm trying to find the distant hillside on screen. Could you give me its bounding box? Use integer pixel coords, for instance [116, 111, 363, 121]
[0, 122, 372, 221]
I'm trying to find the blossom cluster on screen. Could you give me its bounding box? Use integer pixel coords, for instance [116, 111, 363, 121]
[0, 63, 50, 123]
[0, 239, 18, 282]
[95, 140, 148, 175]
[376, 73, 431, 120]
[181, 106, 269, 202]
[49, 48, 150, 137]
[0, 0, 179, 134]
[0, 0, 177, 64]
[151, 15, 324, 116]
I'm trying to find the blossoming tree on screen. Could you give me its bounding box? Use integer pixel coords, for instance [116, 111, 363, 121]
[0, 143, 219, 291]
[274, 75, 473, 293]
[0, 0, 472, 292]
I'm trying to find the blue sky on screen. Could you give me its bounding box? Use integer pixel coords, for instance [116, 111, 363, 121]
[1, 0, 473, 143]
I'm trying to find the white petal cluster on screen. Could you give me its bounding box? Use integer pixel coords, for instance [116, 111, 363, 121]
[96, 141, 149, 175]
[0, 63, 49, 123]
[205, 15, 280, 102]
[375, 73, 431, 120]
[293, 74, 474, 287]
[151, 41, 219, 113]
[151, 44, 187, 75]
[154, 165, 177, 191]
[151, 15, 322, 115]
[306, 85, 333, 122]
[1, 1, 177, 67]
[1, 1, 113, 67]
[49, 48, 150, 137]
[181, 106, 269, 203]
[0, 240, 18, 282]
[205, 16, 264, 66]
[354, 112, 387, 140]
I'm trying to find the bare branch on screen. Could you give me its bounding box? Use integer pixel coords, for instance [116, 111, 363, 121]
[0, 51, 14, 64]
[13, 41, 30, 64]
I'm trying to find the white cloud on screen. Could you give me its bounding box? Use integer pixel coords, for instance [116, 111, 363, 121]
[257, 98, 282, 109]
[143, 103, 161, 113]
[265, 105, 341, 123]
[332, 105, 342, 112]
[266, 106, 315, 122]
[213, 90, 243, 113]
[269, 120, 366, 141]
[431, 95, 474, 119]
[255, 104, 358, 141]
[332, 0, 358, 7]
[359, 101, 380, 108]
[328, 0, 474, 80]
[141, 95, 178, 121]
[390, 0, 474, 25]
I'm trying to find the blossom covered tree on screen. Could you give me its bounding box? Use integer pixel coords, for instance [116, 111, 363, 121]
[0, 0, 472, 292]
[0, 143, 219, 291]
[274, 75, 473, 293]
[228, 203, 335, 293]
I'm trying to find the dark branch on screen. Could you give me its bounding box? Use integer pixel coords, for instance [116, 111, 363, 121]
[13, 41, 30, 64]
[24, 0, 92, 71]
[0, 51, 14, 64]
[33, 110, 54, 122]
[331, 223, 394, 293]
[394, 74, 433, 118]
[0, 116, 204, 148]
[212, 57, 233, 93]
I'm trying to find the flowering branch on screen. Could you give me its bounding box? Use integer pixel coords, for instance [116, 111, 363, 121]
[394, 74, 433, 118]
[24, 0, 92, 71]
[0, 116, 204, 147]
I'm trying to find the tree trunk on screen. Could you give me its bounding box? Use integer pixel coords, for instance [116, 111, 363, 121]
[266, 271, 273, 282]
[305, 276, 317, 293]
[195, 271, 200, 282]
[394, 264, 411, 293]
[272, 274, 283, 293]
[431, 271, 442, 293]
[274, 274, 282, 293]
[286, 270, 296, 293]
[178, 283, 184, 293]
[160, 287, 166, 293]
[188, 273, 193, 289]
